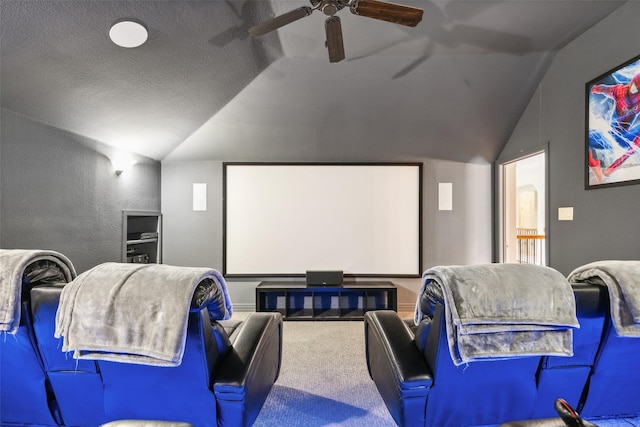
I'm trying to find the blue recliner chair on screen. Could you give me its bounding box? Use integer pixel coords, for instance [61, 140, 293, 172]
[69, 267, 283, 427]
[30, 278, 281, 427]
[365, 304, 542, 427]
[364, 264, 606, 427]
[4, 253, 282, 427]
[0, 250, 75, 427]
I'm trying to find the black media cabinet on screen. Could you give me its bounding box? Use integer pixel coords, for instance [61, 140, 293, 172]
[255, 281, 397, 320]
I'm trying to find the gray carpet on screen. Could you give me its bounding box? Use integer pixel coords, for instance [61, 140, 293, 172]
[252, 320, 396, 427]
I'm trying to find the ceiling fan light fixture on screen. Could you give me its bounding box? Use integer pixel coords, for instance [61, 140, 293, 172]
[109, 20, 148, 48]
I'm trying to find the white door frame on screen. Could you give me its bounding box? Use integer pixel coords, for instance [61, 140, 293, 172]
[498, 146, 548, 265]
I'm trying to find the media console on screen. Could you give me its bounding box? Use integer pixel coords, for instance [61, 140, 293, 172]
[255, 281, 397, 320]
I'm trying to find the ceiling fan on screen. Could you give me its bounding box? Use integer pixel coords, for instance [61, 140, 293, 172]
[248, 0, 424, 63]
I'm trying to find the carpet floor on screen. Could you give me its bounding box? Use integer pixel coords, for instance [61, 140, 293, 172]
[252, 320, 395, 427]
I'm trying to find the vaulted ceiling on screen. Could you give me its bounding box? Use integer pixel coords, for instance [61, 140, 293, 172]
[0, 1, 626, 164]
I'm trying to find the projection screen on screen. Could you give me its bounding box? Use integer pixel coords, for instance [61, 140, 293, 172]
[223, 163, 422, 277]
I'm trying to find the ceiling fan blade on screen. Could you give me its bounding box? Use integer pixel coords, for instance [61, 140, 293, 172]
[351, 0, 423, 27]
[248, 6, 313, 37]
[325, 16, 345, 63]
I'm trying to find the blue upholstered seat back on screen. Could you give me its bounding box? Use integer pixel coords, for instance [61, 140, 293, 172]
[579, 285, 640, 418]
[30, 284, 107, 426]
[97, 308, 230, 427]
[532, 282, 608, 418]
[0, 258, 74, 427]
[415, 303, 541, 427]
[0, 300, 62, 426]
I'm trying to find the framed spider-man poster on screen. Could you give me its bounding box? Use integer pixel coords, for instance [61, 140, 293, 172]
[586, 54, 640, 189]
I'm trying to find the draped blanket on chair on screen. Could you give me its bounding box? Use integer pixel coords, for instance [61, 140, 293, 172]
[55, 262, 232, 366]
[0, 249, 76, 334]
[415, 263, 579, 366]
[568, 260, 640, 337]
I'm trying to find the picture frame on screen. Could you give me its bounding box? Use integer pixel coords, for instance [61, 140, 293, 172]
[586, 54, 640, 189]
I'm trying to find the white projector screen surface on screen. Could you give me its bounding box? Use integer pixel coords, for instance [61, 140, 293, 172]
[223, 163, 421, 277]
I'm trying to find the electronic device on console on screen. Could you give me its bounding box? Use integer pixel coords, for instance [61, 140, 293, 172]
[305, 270, 343, 287]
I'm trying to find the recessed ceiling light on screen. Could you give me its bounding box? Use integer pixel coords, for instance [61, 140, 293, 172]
[109, 20, 148, 48]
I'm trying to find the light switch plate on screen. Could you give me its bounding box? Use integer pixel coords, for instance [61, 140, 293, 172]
[558, 207, 573, 221]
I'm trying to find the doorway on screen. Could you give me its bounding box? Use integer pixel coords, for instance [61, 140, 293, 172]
[499, 151, 546, 265]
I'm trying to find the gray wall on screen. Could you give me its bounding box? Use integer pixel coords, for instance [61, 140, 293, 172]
[498, 1, 640, 275]
[0, 108, 3, 245]
[0, 109, 161, 273]
[162, 158, 492, 310]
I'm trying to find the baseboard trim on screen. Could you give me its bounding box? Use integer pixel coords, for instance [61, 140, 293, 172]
[398, 302, 414, 312]
[232, 303, 256, 312]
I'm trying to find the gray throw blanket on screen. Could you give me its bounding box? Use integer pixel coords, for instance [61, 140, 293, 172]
[568, 260, 640, 337]
[55, 262, 233, 366]
[415, 263, 579, 366]
[1, 249, 76, 334]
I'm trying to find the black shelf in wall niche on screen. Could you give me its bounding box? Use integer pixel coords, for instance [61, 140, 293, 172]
[255, 281, 397, 321]
[122, 210, 162, 264]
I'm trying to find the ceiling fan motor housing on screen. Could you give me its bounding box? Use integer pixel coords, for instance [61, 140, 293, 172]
[311, 0, 346, 16]
[323, 4, 338, 15]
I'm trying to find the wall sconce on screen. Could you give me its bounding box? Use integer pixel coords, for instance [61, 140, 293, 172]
[110, 155, 137, 175]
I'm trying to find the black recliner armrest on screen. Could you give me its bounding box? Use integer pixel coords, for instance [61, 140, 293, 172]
[364, 310, 433, 427]
[213, 312, 283, 427]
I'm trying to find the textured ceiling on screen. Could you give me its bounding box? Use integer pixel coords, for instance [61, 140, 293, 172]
[0, 1, 626, 163]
